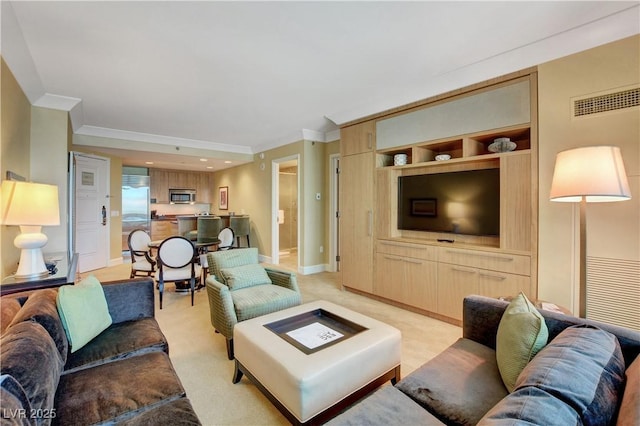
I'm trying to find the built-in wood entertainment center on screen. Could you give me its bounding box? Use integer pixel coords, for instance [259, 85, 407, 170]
[339, 69, 538, 325]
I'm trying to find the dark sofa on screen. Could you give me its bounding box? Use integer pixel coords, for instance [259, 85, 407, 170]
[328, 295, 640, 425]
[0, 278, 201, 425]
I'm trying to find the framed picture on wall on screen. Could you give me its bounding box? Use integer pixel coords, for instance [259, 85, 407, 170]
[219, 186, 228, 210]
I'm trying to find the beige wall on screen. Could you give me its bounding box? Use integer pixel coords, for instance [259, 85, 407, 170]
[212, 139, 338, 271]
[1, 57, 31, 277]
[538, 35, 640, 311]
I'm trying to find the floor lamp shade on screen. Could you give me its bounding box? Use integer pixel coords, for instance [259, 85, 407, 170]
[549, 145, 631, 318]
[550, 145, 631, 202]
[1, 181, 61, 279]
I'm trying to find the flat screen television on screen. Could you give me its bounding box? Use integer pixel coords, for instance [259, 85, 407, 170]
[397, 168, 500, 236]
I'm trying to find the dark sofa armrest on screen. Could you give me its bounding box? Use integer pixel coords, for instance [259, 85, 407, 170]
[101, 278, 155, 324]
[462, 295, 509, 350]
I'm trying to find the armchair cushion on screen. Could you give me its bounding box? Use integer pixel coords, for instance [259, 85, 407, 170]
[231, 285, 302, 321]
[207, 248, 259, 285]
[220, 264, 272, 290]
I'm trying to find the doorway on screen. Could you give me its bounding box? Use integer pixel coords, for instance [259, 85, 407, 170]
[70, 152, 110, 273]
[271, 155, 299, 271]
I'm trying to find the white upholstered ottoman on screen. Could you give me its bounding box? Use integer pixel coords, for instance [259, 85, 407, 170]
[233, 300, 401, 425]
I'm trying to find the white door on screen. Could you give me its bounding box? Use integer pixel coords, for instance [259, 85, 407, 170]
[73, 153, 110, 272]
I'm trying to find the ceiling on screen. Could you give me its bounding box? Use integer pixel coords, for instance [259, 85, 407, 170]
[3, 1, 639, 171]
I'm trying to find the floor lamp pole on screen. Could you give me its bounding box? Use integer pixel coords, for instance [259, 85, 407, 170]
[578, 198, 587, 318]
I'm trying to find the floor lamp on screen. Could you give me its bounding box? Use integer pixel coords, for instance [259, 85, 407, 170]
[550, 146, 631, 318]
[1, 180, 60, 279]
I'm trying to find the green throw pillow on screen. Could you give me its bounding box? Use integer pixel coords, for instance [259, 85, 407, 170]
[56, 275, 112, 353]
[496, 292, 548, 392]
[220, 264, 272, 290]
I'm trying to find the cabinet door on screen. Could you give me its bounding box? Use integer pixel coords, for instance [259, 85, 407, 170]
[375, 253, 405, 301]
[477, 270, 530, 300]
[437, 263, 478, 322]
[150, 169, 168, 203]
[404, 258, 438, 312]
[341, 121, 375, 156]
[197, 173, 213, 203]
[340, 152, 375, 293]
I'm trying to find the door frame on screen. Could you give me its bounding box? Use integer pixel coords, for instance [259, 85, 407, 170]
[329, 154, 340, 272]
[271, 154, 300, 268]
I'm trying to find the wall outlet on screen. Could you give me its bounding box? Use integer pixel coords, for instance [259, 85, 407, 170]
[320, 245, 324, 253]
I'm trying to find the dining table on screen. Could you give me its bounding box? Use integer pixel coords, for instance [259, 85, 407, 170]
[148, 238, 221, 254]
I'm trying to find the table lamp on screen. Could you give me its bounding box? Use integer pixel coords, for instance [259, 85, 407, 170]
[550, 145, 631, 317]
[1, 180, 60, 279]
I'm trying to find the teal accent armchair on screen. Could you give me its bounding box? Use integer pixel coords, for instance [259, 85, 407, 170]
[205, 248, 301, 359]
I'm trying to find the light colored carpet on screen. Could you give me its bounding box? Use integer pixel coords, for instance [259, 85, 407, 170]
[85, 262, 461, 425]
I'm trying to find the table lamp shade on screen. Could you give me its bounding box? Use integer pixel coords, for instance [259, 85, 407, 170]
[550, 146, 631, 203]
[1, 181, 60, 225]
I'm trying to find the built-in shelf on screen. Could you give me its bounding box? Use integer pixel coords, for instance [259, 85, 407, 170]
[377, 124, 531, 169]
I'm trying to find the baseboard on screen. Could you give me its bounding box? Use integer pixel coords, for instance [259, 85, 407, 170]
[258, 254, 273, 264]
[298, 264, 328, 275]
[109, 257, 124, 267]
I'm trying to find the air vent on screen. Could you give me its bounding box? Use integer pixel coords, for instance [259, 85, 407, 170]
[574, 87, 639, 117]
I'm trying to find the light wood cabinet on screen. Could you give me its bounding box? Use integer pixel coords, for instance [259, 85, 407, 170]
[341, 121, 375, 156]
[375, 240, 438, 312]
[437, 246, 531, 321]
[149, 169, 169, 203]
[149, 169, 214, 204]
[151, 220, 178, 241]
[339, 151, 375, 293]
[340, 71, 538, 324]
[340, 121, 376, 293]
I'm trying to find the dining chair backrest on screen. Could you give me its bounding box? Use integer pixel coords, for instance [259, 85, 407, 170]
[217, 227, 235, 250]
[157, 236, 196, 268]
[230, 215, 250, 247]
[177, 216, 198, 237]
[128, 229, 151, 253]
[197, 216, 222, 243]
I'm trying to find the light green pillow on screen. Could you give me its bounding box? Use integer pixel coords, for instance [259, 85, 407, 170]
[496, 292, 548, 392]
[220, 264, 272, 290]
[56, 275, 113, 353]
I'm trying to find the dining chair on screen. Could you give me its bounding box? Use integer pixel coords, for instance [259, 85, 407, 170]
[154, 236, 201, 309]
[217, 227, 235, 251]
[127, 229, 156, 278]
[229, 216, 250, 248]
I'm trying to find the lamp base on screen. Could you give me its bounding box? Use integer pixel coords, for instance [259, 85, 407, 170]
[14, 226, 49, 280]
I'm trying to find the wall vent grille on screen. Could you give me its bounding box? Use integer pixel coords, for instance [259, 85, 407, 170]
[574, 87, 639, 117]
[587, 256, 639, 331]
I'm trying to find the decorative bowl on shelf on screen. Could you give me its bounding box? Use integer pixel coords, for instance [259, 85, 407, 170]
[394, 154, 408, 166]
[488, 137, 517, 153]
[435, 154, 451, 161]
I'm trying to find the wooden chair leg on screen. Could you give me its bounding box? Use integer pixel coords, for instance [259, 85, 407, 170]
[226, 338, 234, 360]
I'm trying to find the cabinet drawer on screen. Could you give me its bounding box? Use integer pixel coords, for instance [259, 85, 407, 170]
[377, 240, 437, 261]
[438, 247, 530, 275]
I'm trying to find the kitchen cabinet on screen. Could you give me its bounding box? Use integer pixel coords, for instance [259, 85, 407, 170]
[150, 169, 214, 204]
[151, 220, 178, 241]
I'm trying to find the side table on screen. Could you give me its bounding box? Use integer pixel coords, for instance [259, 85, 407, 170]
[0, 252, 78, 296]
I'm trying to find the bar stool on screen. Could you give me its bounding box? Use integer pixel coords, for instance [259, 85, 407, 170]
[230, 216, 250, 248]
[197, 216, 222, 284]
[177, 216, 198, 241]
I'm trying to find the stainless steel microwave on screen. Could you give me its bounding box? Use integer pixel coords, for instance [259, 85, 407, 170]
[169, 189, 196, 204]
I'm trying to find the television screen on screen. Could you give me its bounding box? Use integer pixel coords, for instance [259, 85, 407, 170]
[398, 169, 500, 236]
